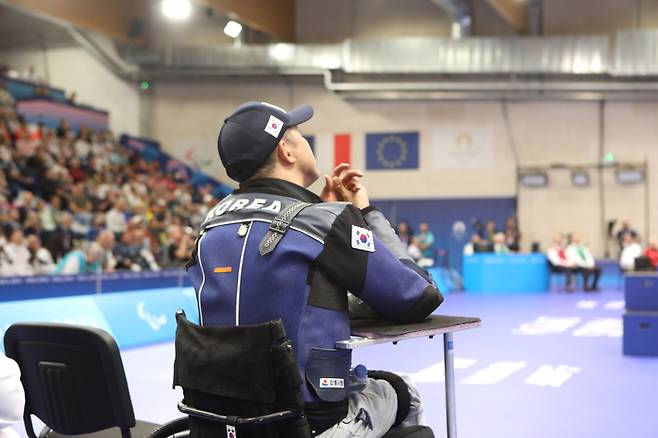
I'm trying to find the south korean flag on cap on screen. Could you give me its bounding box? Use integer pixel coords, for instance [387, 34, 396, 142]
[264, 115, 284, 138]
[352, 225, 375, 252]
[226, 425, 237, 438]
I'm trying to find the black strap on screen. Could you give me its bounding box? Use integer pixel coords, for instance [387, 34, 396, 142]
[259, 202, 311, 255]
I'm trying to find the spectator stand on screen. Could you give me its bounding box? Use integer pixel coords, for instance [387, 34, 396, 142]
[120, 134, 232, 198]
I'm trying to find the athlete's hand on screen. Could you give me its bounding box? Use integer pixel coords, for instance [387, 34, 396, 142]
[329, 163, 370, 209]
[320, 174, 338, 202]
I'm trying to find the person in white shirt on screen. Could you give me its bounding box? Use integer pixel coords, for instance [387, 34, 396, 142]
[566, 234, 601, 291]
[620, 233, 643, 271]
[546, 234, 576, 290]
[26, 234, 55, 275]
[1, 229, 32, 277]
[493, 232, 510, 254]
[0, 354, 25, 438]
[105, 197, 128, 236]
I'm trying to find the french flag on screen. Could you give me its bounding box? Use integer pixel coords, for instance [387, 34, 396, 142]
[313, 133, 352, 173]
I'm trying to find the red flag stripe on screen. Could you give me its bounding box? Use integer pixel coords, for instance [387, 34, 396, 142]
[334, 134, 351, 167]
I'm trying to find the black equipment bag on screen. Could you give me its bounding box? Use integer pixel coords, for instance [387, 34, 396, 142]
[173, 312, 312, 438]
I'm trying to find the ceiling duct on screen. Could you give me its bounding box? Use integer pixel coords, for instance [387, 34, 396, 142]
[116, 31, 658, 99]
[124, 35, 609, 75]
[614, 30, 658, 76]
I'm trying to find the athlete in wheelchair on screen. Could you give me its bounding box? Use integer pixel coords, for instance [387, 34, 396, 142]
[155, 102, 443, 438]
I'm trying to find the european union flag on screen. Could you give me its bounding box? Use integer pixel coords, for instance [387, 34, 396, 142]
[366, 132, 419, 170]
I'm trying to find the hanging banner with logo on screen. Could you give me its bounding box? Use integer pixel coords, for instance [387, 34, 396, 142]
[366, 132, 419, 170]
[432, 126, 494, 170]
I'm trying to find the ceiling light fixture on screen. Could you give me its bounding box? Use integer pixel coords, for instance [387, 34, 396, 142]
[269, 43, 294, 61]
[162, 0, 191, 20]
[224, 20, 243, 38]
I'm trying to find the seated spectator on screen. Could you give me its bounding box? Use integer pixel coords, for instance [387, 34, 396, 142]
[464, 233, 494, 255]
[15, 190, 36, 223]
[56, 119, 70, 140]
[22, 212, 41, 237]
[114, 224, 159, 272]
[147, 208, 168, 245]
[97, 229, 116, 272]
[106, 196, 128, 237]
[409, 239, 434, 268]
[546, 234, 577, 291]
[74, 126, 92, 161]
[397, 220, 413, 248]
[504, 217, 521, 252]
[645, 237, 658, 269]
[1, 208, 21, 240]
[616, 220, 638, 256]
[36, 198, 57, 237]
[45, 212, 74, 262]
[484, 220, 497, 244]
[566, 234, 601, 291]
[463, 233, 480, 256]
[620, 234, 643, 271]
[53, 242, 103, 275]
[131, 216, 160, 271]
[26, 233, 55, 275]
[0, 354, 25, 438]
[162, 224, 194, 268]
[416, 222, 435, 261]
[86, 213, 106, 242]
[493, 232, 509, 254]
[0, 79, 16, 122]
[1, 229, 32, 276]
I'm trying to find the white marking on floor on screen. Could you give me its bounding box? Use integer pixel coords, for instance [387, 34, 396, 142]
[405, 358, 477, 383]
[604, 300, 625, 310]
[462, 361, 527, 385]
[572, 318, 622, 338]
[576, 300, 599, 309]
[512, 316, 582, 335]
[524, 365, 581, 388]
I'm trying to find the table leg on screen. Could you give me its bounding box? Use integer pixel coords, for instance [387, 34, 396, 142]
[444, 332, 457, 438]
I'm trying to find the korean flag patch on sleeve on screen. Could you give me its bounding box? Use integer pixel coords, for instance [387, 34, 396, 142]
[352, 225, 375, 252]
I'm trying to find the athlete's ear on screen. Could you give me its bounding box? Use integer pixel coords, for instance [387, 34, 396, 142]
[276, 136, 296, 165]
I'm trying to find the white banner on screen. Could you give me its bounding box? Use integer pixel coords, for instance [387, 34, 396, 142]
[432, 126, 494, 169]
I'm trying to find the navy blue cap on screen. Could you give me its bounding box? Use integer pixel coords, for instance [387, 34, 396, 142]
[218, 101, 314, 182]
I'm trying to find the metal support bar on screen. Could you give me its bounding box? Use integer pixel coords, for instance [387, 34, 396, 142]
[444, 332, 457, 438]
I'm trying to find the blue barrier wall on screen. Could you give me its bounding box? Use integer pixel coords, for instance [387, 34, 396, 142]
[0, 269, 192, 302]
[0, 287, 199, 352]
[463, 253, 549, 293]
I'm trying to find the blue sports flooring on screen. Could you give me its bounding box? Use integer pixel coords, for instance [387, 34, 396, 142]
[12, 288, 658, 438]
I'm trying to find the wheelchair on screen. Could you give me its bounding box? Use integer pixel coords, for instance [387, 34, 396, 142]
[148, 310, 433, 438]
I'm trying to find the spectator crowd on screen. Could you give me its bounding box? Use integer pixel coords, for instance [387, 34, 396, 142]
[0, 69, 219, 276]
[462, 217, 521, 255]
